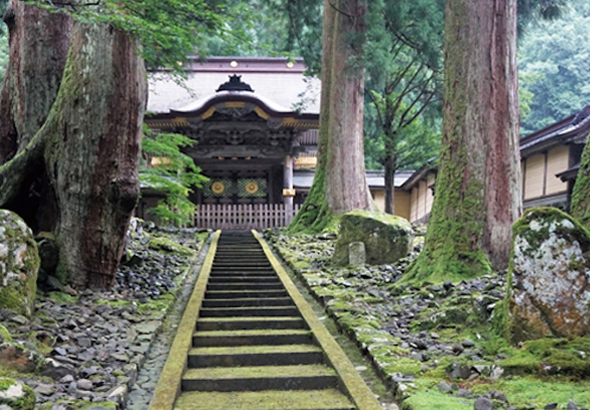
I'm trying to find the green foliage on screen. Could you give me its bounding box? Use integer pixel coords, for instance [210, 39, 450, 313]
[27, 0, 243, 75]
[140, 126, 207, 226]
[198, 0, 323, 72]
[518, 0, 590, 134]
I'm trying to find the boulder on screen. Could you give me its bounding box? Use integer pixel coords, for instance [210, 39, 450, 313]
[0, 210, 40, 317]
[504, 207, 590, 342]
[333, 211, 413, 266]
[0, 378, 36, 410]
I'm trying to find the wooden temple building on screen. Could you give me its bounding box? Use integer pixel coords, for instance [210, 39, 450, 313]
[140, 56, 590, 229]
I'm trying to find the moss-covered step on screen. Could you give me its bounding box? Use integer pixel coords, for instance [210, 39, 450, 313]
[187, 344, 324, 367]
[197, 316, 305, 331]
[205, 290, 288, 299]
[173, 389, 355, 410]
[206, 282, 285, 291]
[181, 364, 337, 392]
[199, 305, 299, 318]
[202, 297, 293, 308]
[193, 329, 313, 347]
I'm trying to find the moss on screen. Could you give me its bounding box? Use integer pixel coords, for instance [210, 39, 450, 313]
[49, 291, 78, 304]
[148, 237, 196, 257]
[0, 325, 12, 343]
[498, 337, 590, 378]
[96, 299, 131, 308]
[0, 378, 36, 410]
[571, 136, 590, 230]
[402, 390, 472, 410]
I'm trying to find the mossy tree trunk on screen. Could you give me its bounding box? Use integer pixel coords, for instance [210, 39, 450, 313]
[0, 10, 146, 289]
[0, 0, 71, 163]
[289, 0, 373, 232]
[570, 146, 590, 228]
[406, 0, 521, 283]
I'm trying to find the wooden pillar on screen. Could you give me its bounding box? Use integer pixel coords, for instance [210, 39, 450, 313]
[283, 155, 294, 210]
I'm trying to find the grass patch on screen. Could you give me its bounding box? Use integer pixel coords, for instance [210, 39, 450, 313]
[402, 390, 472, 410]
[96, 299, 132, 308]
[49, 292, 78, 304]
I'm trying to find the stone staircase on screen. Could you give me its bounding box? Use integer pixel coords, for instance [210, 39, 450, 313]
[151, 231, 381, 410]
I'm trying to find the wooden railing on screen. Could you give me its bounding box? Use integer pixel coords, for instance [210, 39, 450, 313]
[192, 204, 301, 230]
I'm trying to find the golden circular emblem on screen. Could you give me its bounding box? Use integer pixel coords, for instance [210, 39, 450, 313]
[211, 181, 225, 195]
[245, 181, 259, 194]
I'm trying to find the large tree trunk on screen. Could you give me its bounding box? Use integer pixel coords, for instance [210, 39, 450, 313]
[571, 144, 590, 228]
[0, 14, 146, 288]
[0, 0, 71, 163]
[289, 0, 373, 232]
[324, 0, 372, 213]
[406, 0, 521, 283]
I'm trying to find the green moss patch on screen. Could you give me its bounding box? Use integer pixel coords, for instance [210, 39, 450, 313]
[148, 237, 196, 257]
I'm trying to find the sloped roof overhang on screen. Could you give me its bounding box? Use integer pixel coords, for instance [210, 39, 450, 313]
[145, 91, 319, 130]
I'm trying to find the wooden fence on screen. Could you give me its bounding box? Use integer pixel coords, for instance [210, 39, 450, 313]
[192, 204, 301, 230]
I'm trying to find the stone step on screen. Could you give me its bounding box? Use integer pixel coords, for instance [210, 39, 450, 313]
[181, 365, 337, 392]
[208, 276, 280, 283]
[197, 316, 305, 331]
[174, 389, 356, 410]
[207, 282, 285, 291]
[201, 297, 293, 308]
[210, 271, 277, 277]
[193, 329, 313, 346]
[205, 290, 288, 299]
[199, 306, 299, 318]
[187, 344, 323, 367]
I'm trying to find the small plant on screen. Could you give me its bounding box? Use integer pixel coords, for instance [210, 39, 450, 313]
[140, 126, 208, 227]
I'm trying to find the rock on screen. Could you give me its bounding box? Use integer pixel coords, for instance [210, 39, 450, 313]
[0, 378, 36, 410]
[462, 339, 475, 348]
[503, 208, 590, 341]
[456, 389, 473, 399]
[437, 381, 453, 394]
[33, 383, 54, 396]
[0, 210, 40, 317]
[348, 242, 366, 266]
[449, 363, 471, 380]
[474, 396, 493, 410]
[40, 358, 74, 380]
[45, 276, 64, 292]
[333, 211, 413, 266]
[545, 404, 558, 410]
[568, 400, 579, 410]
[76, 379, 93, 390]
[36, 232, 59, 276]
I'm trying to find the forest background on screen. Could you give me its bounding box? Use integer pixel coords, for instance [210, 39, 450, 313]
[0, 0, 588, 173]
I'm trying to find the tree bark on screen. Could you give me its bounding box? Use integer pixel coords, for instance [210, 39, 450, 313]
[0, 0, 71, 163]
[0, 13, 146, 289]
[406, 0, 521, 283]
[289, 0, 373, 232]
[325, 0, 372, 214]
[384, 153, 395, 215]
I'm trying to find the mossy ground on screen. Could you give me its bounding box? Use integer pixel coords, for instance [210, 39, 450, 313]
[270, 230, 590, 410]
[1, 225, 206, 409]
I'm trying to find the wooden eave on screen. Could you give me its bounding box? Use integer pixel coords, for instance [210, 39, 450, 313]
[145, 93, 319, 130]
[520, 107, 590, 158]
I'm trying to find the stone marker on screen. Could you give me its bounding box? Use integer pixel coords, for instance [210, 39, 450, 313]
[348, 242, 366, 266]
[333, 210, 413, 266]
[501, 207, 590, 342]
